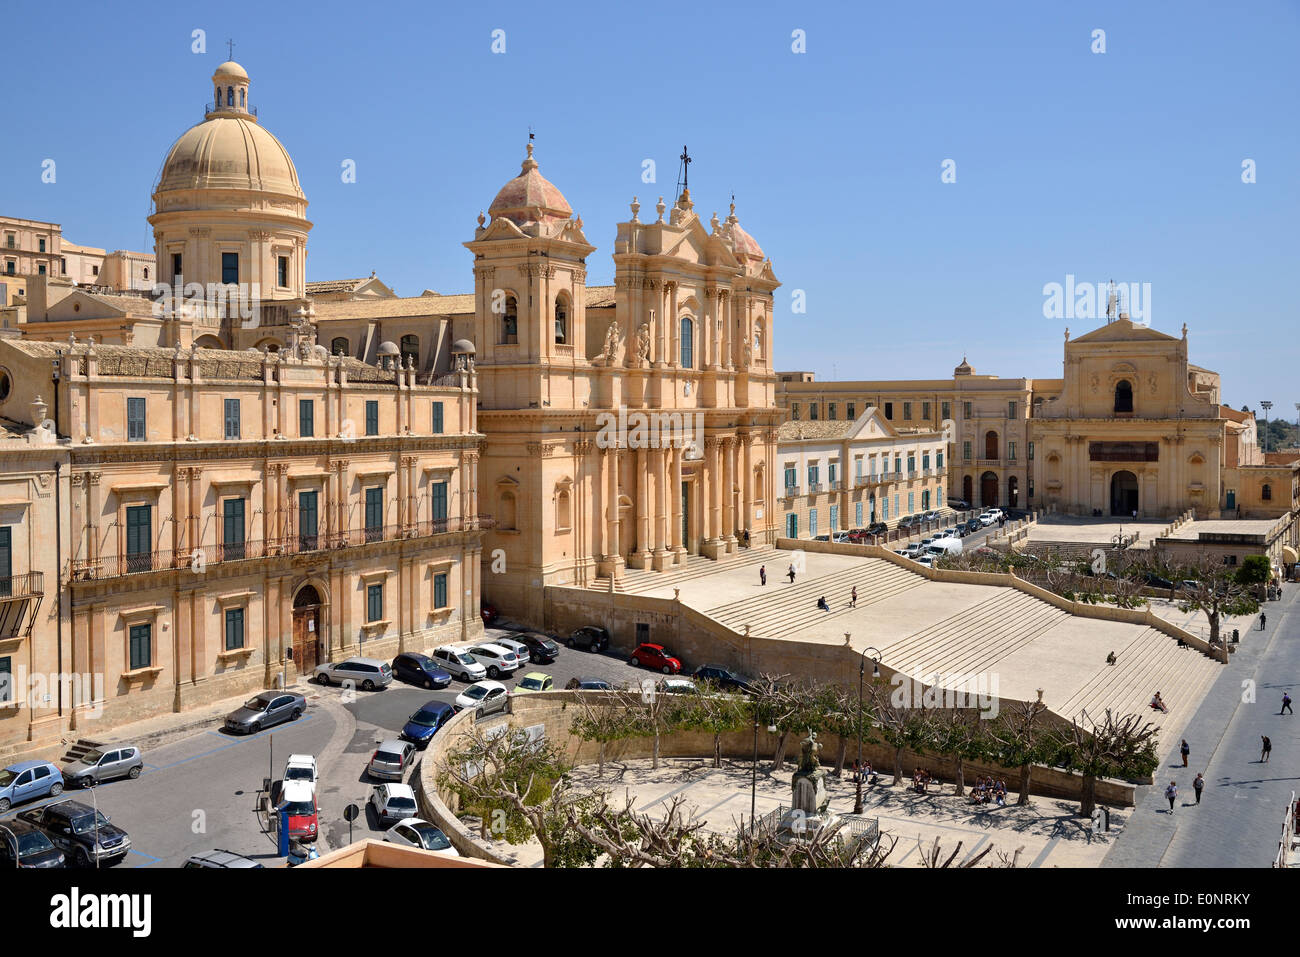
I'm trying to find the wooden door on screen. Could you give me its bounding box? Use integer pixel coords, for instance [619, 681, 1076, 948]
[292, 607, 320, 671]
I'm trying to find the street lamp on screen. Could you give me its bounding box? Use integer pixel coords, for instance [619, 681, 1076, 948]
[1261, 400, 1273, 455]
[854, 640, 882, 815]
[85, 779, 101, 869]
[750, 709, 777, 831]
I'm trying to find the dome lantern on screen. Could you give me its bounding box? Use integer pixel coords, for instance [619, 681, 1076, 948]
[210, 60, 254, 119]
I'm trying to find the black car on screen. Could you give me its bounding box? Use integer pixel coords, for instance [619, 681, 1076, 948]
[391, 652, 453, 690]
[568, 625, 610, 652]
[17, 800, 131, 867]
[0, 820, 66, 868]
[866, 522, 889, 537]
[963, 518, 982, 533]
[897, 515, 920, 530]
[692, 666, 752, 693]
[1143, 572, 1176, 590]
[508, 631, 560, 663]
[565, 676, 611, 690]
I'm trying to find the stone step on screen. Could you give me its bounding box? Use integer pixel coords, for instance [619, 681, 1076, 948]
[60, 738, 107, 764]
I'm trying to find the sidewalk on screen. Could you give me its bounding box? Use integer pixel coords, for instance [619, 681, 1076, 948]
[1103, 585, 1293, 867]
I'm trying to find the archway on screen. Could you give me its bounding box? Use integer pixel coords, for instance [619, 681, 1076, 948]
[1007, 476, 1019, 508]
[193, 334, 223, 350]
[1111, 470, 1139, 516]
[984, 431, 999, 461]
[291, 584, 323, 671]
[962, 474, 973, 505]
[980, 471, 998, 507]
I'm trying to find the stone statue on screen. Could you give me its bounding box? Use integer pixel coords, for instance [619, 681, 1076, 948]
[798, 730, 822, 774]
[786, 730, 831, 834]
[602, 320, 622, 363]
[742, 336, 752, 367]
[636, 321, 651, 362]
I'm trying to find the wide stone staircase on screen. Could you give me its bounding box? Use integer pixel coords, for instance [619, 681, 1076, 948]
[587, 548, 774, 594]
[885, 589, 1070, 679]
[1056, 626, 1221, 735]
[703, 558, 925, 640]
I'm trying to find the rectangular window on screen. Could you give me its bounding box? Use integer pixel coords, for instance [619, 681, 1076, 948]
[791, 404, 800, 421]
[828, 403, 837, 420]
[830, 504, 839, 531]
[299, 399, 314, 437]
[884, 402, 893, 420]
[894, 455, 902, 475]
[224, 608, 245, 651]
[963, 441, 972, 461]
[1008, 401, 1017, 419]
[277, 256, 289, 288]
[172, 252, 182, 279]
[129, 623, 152, 670]
[907, 454, 916, 474]
[297, 491, 318, 550]
[38, 238, 45, 252]
[963, 402, 972, 419]
[937, 487, 944, 506]
[1008, 441, 1017, 461]
[942, 401, 950, 421]
[125, 505, 152, 573]
[847, 402, 856, 419]
[922, 453, 930, 470]
[908, 491, 915, 514]
[221, 251, 239, 285]
[922, 401, 930, 420]
[223, 498, 245, 560]
[1028, 442, 1035, 461]
[828, 463, 838, 486]
[903, 401, 912, 420]
[0, 656, 10, 703]
[0, 527, 10, 599]
[434, 573, 448, 610]
[786, 513, 798, 538]
[808, 464, 819, 488]
[809, 509, 818, 538]
[882, 497, 890, 520]
[809, 404, 819, 421]
[365, 400, 379, 436]
[127, 397, 146, 442]
[431, 481, 448, 523]
[223, 398, 240, 440]
[936, 451, 944, 468]
[894, 494, 900, 517]
[784, 466, 797, 492]
[38, 264, 46, 276]
[367, 583, 384, 622]
[432, 401, 444, 434]
[365, 487, 383, 541]
[855, 501, 863, 527]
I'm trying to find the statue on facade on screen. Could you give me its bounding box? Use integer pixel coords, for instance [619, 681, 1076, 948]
[742, 336, 752, 368]
[636, 321, 651, 363]
[602, 320, 622, 363]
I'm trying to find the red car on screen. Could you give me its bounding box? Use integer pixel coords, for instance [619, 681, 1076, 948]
[628, 643, 681, 675]
[279, 781, 319, 840]
[480, 601, 499, 626]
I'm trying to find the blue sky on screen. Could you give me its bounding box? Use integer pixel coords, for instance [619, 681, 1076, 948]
[5, 0, 1297, 410]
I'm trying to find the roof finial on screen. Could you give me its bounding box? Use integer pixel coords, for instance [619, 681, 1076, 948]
[227, 38, 235, 60]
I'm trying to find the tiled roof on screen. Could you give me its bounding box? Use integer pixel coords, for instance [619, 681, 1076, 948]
[778, 420, 854, 441]
[306, 278, 369, 294]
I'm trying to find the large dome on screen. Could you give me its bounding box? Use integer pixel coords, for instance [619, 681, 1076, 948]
[157, 115, 302, 197]
[488, 143, 572, 226]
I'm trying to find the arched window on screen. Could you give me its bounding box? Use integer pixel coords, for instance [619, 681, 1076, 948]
[1114, 379, 1134, 414]
[984, 430, 999, 460]
[680, 316, 694, 368]
[400, 334, 419, 368]
[239, 88, 246, 107]
[555, 481, 572, 531]
[554, 293, 569, 344]
[1262, 483, 1273, 501]
[502, 295, 518, 344]
[226, 86, 234, 106]
[331, 337, 350, 357]
[754, 322, 764, 359]
[143, 267, 149, 280]
[215, 86, 221, 107]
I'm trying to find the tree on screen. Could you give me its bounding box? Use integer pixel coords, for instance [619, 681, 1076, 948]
[929, 708, 988, 796]
[867, 682, 934, 786]
[674, 685, 748, 768]
[1237, 554, 1271, 588]
[746, 675, 821, 771]
[1051, 709, 1159, 817]
[1176, 555, 1260, 643]
[570, 693, 643, 775]
[986, 699, 1052, 806]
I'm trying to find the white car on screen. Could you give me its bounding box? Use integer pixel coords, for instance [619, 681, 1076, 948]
[467, 643, 521, 679]
[660, 677, 698, 695]
[454, 680, 510, 717]
[431, 646, 487, 682]
[369, 783, 418, 826]
[384, 817, 461, 857]
[978, 512, 997, 526]
[283, 754, 317, 792]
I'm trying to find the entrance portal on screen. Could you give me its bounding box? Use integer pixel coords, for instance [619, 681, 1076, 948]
[292, 584, 322, 672]
[980, 471, 998, 508]
[1110, 470, 1139, 516]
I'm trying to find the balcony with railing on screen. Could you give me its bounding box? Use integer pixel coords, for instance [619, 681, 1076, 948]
[782, 485, 800, 500]
[829, 479, 843, 491]
[70, 516, 494, 581]
[0, 571, 44, 599]
[807, 482, 824, 494]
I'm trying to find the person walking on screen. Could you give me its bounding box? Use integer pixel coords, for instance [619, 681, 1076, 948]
[759, 564, 766, 586]
[1179, 739, 1190, 767]
[1165, 780, 1177, 813]
[1261, 612, 1267, 630]
[1261, 735, 1272, 763]
[1283, 692, 1293, 715]
[849, 585, 858, 608]
[788, 564, 796, 584]
[1193, 773, 1204, 805]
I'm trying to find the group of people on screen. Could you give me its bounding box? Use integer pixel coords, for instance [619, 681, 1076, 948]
[1150, 691, 1169, 714]
[911, 768, 935, 793]
[850, 761, 879, 786]
[969, 776, 1007, 806]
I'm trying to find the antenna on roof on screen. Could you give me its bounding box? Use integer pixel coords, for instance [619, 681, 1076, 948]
[676, 145, 692, 198]
[227, 39, 235, 60]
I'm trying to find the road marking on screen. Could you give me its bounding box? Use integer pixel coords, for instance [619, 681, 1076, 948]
[1029, 835, 1062, 868]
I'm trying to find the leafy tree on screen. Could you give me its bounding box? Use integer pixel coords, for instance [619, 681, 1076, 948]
[986, 699, 1052, 806]
[674, 685, 748, 768]
[1176, 555, 1260, 643]
[867, 682, 934, 786]
[1237, 554, 1271, 588]
[570, 693, 643, 775]
[1050, 709, 1159, 817]
[928, 708, 989, 796]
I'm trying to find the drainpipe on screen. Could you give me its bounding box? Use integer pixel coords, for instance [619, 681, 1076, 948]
[52, 355, 64, 718]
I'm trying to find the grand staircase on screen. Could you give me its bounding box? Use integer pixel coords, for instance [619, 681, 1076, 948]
[587, 548, 773, 594]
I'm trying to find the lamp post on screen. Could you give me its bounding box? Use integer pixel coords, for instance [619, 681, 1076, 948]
[750, 709, 777, 831]
[1261, 400, 1273, 455]
[854, 641, 882, 815]
[86, 779, 100, 870]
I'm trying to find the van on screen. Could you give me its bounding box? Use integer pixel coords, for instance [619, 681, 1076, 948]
[926, 538, 963, 559]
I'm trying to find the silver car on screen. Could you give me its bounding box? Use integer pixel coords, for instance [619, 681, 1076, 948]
[369, 783, 418, 826]
[224, 691, 308, 734]
[368, 739, 416, 782]
[63, 745, 144, 788]
[314, 657, 393, 691]
[467, 643, 520, 679]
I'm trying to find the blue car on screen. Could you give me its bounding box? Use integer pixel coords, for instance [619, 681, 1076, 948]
[400, 701, 456, 748]
[0, 760, 65, 812]
[392, 652, 453, 690]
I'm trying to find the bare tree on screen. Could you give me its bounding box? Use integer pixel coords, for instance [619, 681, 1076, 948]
[987, 698, 1052, 806]
[917, 836, 995, 868]
[1054, 709, 1160, 817]
[1176, 555, 1260, 644]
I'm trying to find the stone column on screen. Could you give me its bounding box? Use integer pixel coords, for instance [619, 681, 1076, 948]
[741, 430, 753, 538]
[671, 445, 685, 562]
[606, 445, 623, 576]
[724, 437, 737, 551]
[632, 445, 652, 568]
[668, 282, 679, 367]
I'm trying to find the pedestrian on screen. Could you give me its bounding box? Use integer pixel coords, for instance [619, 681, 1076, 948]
[1260, 612, 1267, 630]
[788, 563, 796, 584]
[1165, 780, 1177, 813]
[1193, 773, 1204, 805]
[1261, 735, 1272, 763]
[1283, 692, 1293, 715]
[1180, 739, 1189, 767]
[850, 585, 858, 608]
[759, 564, 766, 586]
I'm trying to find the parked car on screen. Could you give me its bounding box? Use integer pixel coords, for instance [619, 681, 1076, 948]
[813, 534, 830, 542]
[829, 530, 851, 543]
[401, 700, 456, 748]
[368, 739, 416, 782]
[515, 672, 554, 694]
[384, 817, 460, 856]
[273, 780, 319, 841]
[453, 680, 510, 717]
[0, 760, 65, 811]
[900, 543, 926, 559]
[568, 625, 611, 652]
[480, 601, 499, 626]
[948, 499, 972, 512]
[660, 677, 698, 695]
[62, 746, 143, 789]
[926, 538, 963, 560]
[922, 510, 940, 523]
[391, 652, 452, 690]
[866, 522, 890, 537]
[313, 656, 393, 691]
[17, 800, 130, 867]
[283, 754, 318, 791]
[565, 676, 611, 690]
[369, 783, 419, 826]
[978, 512, 997, 526]
[692, 665, 752, 693]
[964, 518, 983, 533]
[1144, 572, 1176, 590]
[498, 633, 559, 665]
[224, 691, 307, 734]
[897, 515, 920, 530]
[467, 643, 521, 679]
[629, 643, 682, 674]
[0, 820, 66, 868]
[1179, 579, 1201, 593]
[432, 646, 488, 682]
[183, 849, 264, 869]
